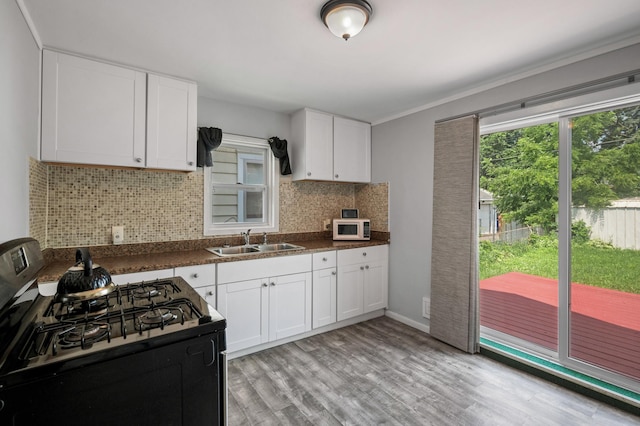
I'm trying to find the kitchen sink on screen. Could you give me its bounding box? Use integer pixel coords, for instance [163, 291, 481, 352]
[254, 243, 305, 252]
[206, 246, 261, 256]
[206, 242, 305, 256]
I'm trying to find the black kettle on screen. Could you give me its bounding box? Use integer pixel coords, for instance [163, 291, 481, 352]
[56, 248, 115, 302]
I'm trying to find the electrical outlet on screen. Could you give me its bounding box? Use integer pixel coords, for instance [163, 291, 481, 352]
[422, 297, 431, 319]
[323, 219, 332, 230]
[112, 226, 124, 245]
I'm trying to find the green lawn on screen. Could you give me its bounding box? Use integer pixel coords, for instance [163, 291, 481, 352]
[480, 239, 640, 294]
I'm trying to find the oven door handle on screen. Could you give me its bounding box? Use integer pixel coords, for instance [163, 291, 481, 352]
[186, 338, 216, 366]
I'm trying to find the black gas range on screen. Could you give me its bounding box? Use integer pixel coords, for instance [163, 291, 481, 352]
[0, 238, 227, 426]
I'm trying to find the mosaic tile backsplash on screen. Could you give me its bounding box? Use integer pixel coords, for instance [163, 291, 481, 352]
[30, 161, 388, 248]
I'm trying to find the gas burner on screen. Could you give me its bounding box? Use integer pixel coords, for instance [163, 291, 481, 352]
[55, 323, 110, 352]
[136, 307, 182, 332]
[132, 285, 161, 299]
[59, 298, 110, 319]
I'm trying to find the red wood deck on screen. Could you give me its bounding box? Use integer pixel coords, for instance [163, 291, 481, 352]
[480, 272, 640, 380]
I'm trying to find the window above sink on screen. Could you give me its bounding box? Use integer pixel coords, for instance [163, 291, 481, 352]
[203, 134, 279, 236]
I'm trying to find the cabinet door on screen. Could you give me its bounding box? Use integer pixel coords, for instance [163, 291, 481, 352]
[363, 260, 388, 313]
[333, 117, 371, 183]
[217, 279, 269, 352]
[41, 50, 146, 167]
[194, 284, 217, 312]
[269, 272, 312, 340]
[292, 109, 333, 181]
[313, 267, 337, 329]
[337, 263, 364, 322]
[146, 74, 197, 171]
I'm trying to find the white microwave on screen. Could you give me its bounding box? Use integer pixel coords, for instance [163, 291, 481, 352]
[333, 219, 371, 241]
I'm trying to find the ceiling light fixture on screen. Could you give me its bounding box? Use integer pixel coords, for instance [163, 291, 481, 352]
[320, 0, 373, 41]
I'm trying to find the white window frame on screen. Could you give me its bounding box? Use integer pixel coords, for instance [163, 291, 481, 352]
[203, 134, 279, 236]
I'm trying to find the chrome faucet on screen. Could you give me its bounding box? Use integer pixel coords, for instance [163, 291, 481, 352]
[262, 232, 268, 244]
[241, 229, 251, 245]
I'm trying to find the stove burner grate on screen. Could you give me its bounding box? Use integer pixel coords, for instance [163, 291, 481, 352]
[135, 306, 184, 333]
[132, 285, 161, 299]
[53, 322, 111, 353]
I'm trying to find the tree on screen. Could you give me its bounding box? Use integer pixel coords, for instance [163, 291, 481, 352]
[483, 123, 559, 231]
[480, 105, 640, 232]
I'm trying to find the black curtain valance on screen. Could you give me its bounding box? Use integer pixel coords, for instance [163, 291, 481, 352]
[197, 127, 222, 167]
[268, 136, 292, 175]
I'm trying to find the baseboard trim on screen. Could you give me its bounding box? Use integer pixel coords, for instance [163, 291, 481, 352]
[385, 310, 430, 333]
[227, 310, 385, 359]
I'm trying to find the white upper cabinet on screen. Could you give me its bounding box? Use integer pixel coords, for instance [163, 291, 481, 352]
[41, 50, 197, 171]
[333, 116, 371, 183]
[146, 74, 197, 171]
[291, 109, 334, 181]
[291, 108, 371, 183]
[42, 50, 147, 168]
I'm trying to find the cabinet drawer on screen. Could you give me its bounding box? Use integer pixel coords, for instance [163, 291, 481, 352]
[174, 264, 215, 288]
[218, 254, 312, 284]
[313, 251, 336, 269]
[111, 269, 173, 285]
[337, 245, 388, 266]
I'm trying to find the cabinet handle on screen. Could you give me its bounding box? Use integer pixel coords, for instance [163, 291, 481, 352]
[134, 157, 143, 163]
[322, 257, 327, 262]
[262, 283, 268, 287]
[335, 174, 339, 178]
[331, 271, 336, 275]
[192, 273, 199, 278]
[188, 161, 194, 166]
[270, 282, 276, 286]
[362, 252, 367, 256]
[360, 266, 365, 270]
[365, 265, 370, 269]
[307, 172, 312, 176]
[207, 291, 214, 296]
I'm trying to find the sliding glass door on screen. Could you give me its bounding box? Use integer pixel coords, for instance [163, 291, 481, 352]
[567, 105, 640, 382]
[479, 92, 640, 391]
[479, 123, 559, 354]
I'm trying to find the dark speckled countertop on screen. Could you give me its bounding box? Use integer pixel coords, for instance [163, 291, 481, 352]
[38, 235, 389, 282]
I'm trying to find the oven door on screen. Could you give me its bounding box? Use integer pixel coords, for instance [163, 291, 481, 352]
[0, 331, 225, 426]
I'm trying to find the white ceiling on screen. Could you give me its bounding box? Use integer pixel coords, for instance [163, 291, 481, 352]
[21, 0, 640, 124]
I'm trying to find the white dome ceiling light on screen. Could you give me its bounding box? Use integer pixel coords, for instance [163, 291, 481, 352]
[320, 0, 373, 41]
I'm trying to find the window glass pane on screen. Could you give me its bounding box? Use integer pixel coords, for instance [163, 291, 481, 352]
[212, 146, 265, 185]
[570, 104, 640, 380]
[208, 140, 269, 226]
[211, 187, 264, 224]
[479, 123, 559, 352]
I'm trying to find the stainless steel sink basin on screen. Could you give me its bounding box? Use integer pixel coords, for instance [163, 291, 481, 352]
[206, 246, 261, 256]
[255, 243, 305, 252]
[206, 242, 305, 256]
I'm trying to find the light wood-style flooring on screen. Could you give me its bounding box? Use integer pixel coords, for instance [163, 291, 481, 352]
[227, 316, 640, 425]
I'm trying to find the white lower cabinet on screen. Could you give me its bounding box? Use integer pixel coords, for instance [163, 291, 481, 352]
[337, 245, 389, 322]
[312, 251, 337, 329]
[217, 254, 312, 353]
[217, 279, 268, 351]
[174, 264, 216, 311]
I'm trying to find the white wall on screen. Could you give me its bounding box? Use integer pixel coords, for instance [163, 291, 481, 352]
[197, 97, 291, 141]
[372, 42, 640, 326]
[0, 0, 40, 242]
